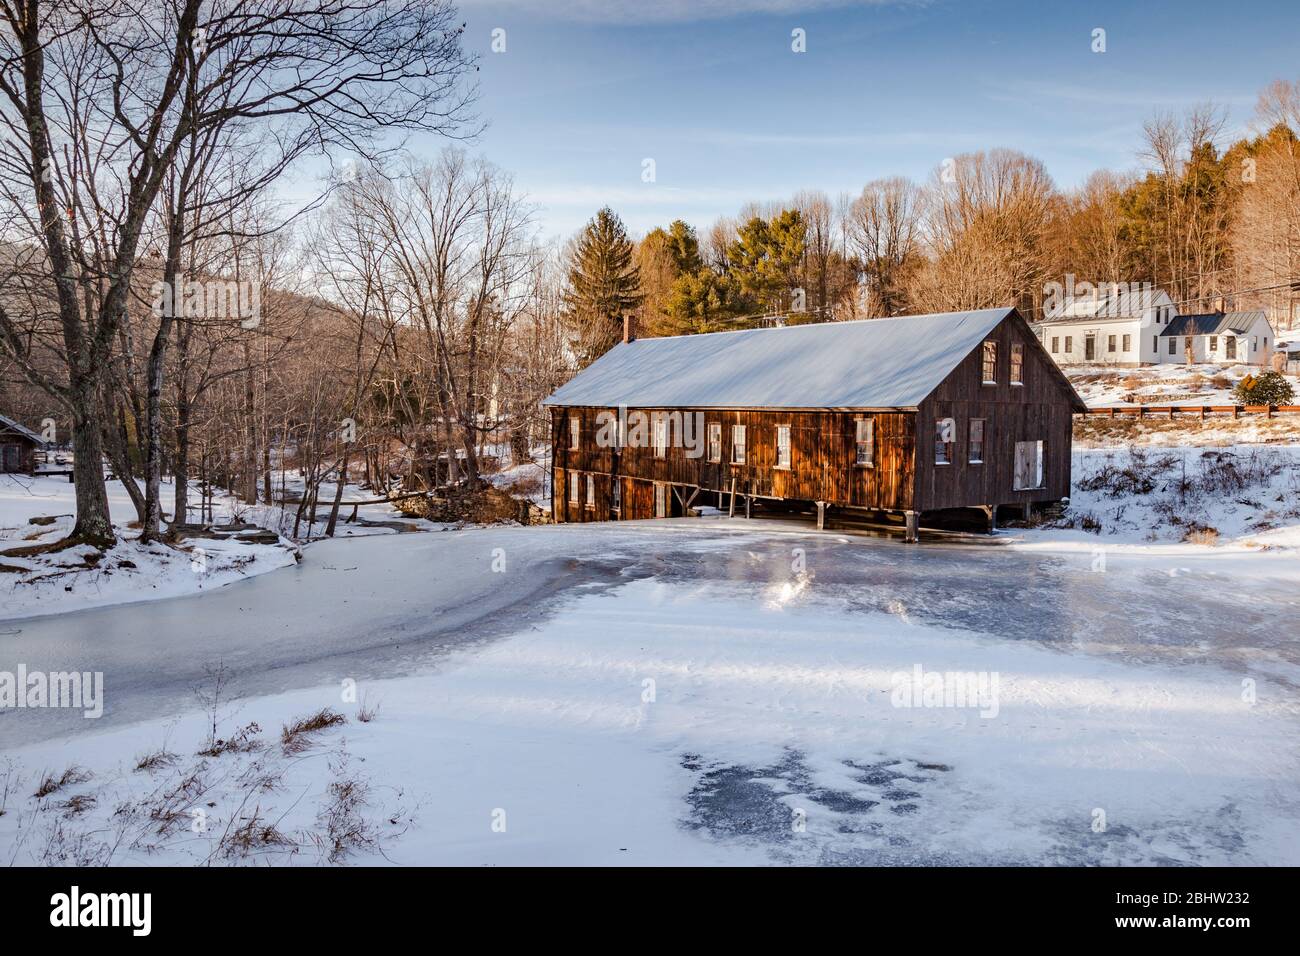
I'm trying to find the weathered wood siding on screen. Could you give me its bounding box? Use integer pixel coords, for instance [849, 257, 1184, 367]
[551, 406, 916, 522]
[915, 312, 1076, 510]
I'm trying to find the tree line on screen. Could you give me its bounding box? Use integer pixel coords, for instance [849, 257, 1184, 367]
[566, 81, 1300, 362]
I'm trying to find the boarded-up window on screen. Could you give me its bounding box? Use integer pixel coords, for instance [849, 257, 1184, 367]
[708, 423, 722, 462]
[1011, 343, 1024, 384]
[969, 419, 985, 463]
[775, 425, 791, 469]
[855, 418, 874, 466]
[569, 417, 580, 451]
[935, 417, 955, 464]
[568, 471, 579, 504]
[982, 341, 997, 383]
[732, 425, 746, 464]
[1013, 440, 1044, 490]
[652, 414, 667, 458]
[586, 474, 595, 507]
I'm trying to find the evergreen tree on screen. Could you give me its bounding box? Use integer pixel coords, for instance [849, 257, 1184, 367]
[727, 209, 806, 316]
[565, 207, 643, 363]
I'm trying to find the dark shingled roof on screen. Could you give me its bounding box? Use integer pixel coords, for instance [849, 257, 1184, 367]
[1161, 312, 1267, 337]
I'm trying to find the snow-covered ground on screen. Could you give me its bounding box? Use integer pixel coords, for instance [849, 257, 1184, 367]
[1064, 362, 1300, 407]
[2, 513, 1298, 866]
[0, 475, 299, 621]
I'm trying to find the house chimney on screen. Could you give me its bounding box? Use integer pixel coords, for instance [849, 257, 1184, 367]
[623, 314, 638, 344]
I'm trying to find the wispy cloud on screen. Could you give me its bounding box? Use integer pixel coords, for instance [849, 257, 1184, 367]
[461, 0, 910, 26]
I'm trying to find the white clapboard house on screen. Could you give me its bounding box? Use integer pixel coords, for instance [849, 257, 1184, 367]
[1034, 286, 1275, 367]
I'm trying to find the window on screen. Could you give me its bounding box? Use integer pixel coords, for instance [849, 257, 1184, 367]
[1010, 343, 1024, 384]
[855, 418, 874, 466]
[1107, 335, 1116, 353]
[1226, 337, 1236, 359]
[1252, 336, 1258, 351]
[969, 419, 985, 464]
[775, 425, 791, 469]
[935, 417, 955, 465]
[612, 479, 621, 514]
[1168, 337, 1177, 355]
[982, 341, 997, 383]
[1065, 336, 1073, 354]
[1051, 336, 1059, 353]
[652, 413, 667, 458]
[1013, 440, 1044, 490]
[1209, 335, 1218, 351]
[569, 417, 580, 451]
[732, 425, 746, 464]
[1122, 334, 1131, 352]
[654, 482, 667, 518]
[568, 471, 579, 504]
[1152, 335, 1157, 353]
[586, 474, 595, 508]
[707, 423, 722, 463]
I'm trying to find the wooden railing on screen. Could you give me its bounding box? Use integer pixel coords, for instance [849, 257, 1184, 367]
[1079, 404, 1300, 419]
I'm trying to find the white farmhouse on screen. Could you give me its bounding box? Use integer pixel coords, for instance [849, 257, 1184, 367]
[1033, 286, 1176, 366]
[1034, 286, 1276, 367]
[1158, 311, 1275, 365]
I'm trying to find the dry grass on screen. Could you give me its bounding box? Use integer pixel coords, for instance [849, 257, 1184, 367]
[33, 766, 92, 799]
[1183, 525, 1221, 545]
[357, 697, 379, 723]
[197, 721, 263, 757]
[134, 748, 180, 773]
[281, 708, 346, 754]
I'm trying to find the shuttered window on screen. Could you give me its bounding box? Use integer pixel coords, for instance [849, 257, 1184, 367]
[855, 418, 874, 466]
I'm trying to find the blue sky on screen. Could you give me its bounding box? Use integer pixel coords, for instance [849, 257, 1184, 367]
[410, 0, 1299, 238]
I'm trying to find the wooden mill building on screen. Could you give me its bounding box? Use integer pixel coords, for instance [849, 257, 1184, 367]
[545, 307, 1086, 540]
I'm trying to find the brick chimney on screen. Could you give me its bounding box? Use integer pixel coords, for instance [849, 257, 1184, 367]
[623, 314, 638, 344]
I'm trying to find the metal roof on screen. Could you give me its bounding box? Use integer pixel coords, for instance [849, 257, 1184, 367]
[1040, 286, 1170, 325]
[1161, 312, 1269, 337]
[545, 308, 1020, 410]
[0, 413, 45, 445]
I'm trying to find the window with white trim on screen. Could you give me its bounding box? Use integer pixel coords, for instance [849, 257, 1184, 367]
[1051, 336, 1059, 354]
[982, 341, 997, 383]
[775, 425, 791, 469]
[1225, 337, 1236, 359]
[855, 418, 874, 466]
[586, 474, 595, 508]
[1065, 335, 1073, 353]
[732, 424, 746, 464]
[707, 422, 722, 463]
[1168, 336, 1177, 355]
[1122, 334, 1131, 352]
[569, 416, 580, 451]
[652, 413, 667, 459]
[969, 419, 985, 464]
[568, 471, 579, 504]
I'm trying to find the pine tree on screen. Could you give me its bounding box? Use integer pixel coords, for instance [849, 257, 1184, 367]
[565, 207, 643, 364]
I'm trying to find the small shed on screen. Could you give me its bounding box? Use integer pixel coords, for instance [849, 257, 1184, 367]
[0, 414, 43, 474]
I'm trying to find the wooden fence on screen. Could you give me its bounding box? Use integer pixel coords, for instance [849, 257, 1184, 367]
[1079, 405, 1300, 419]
